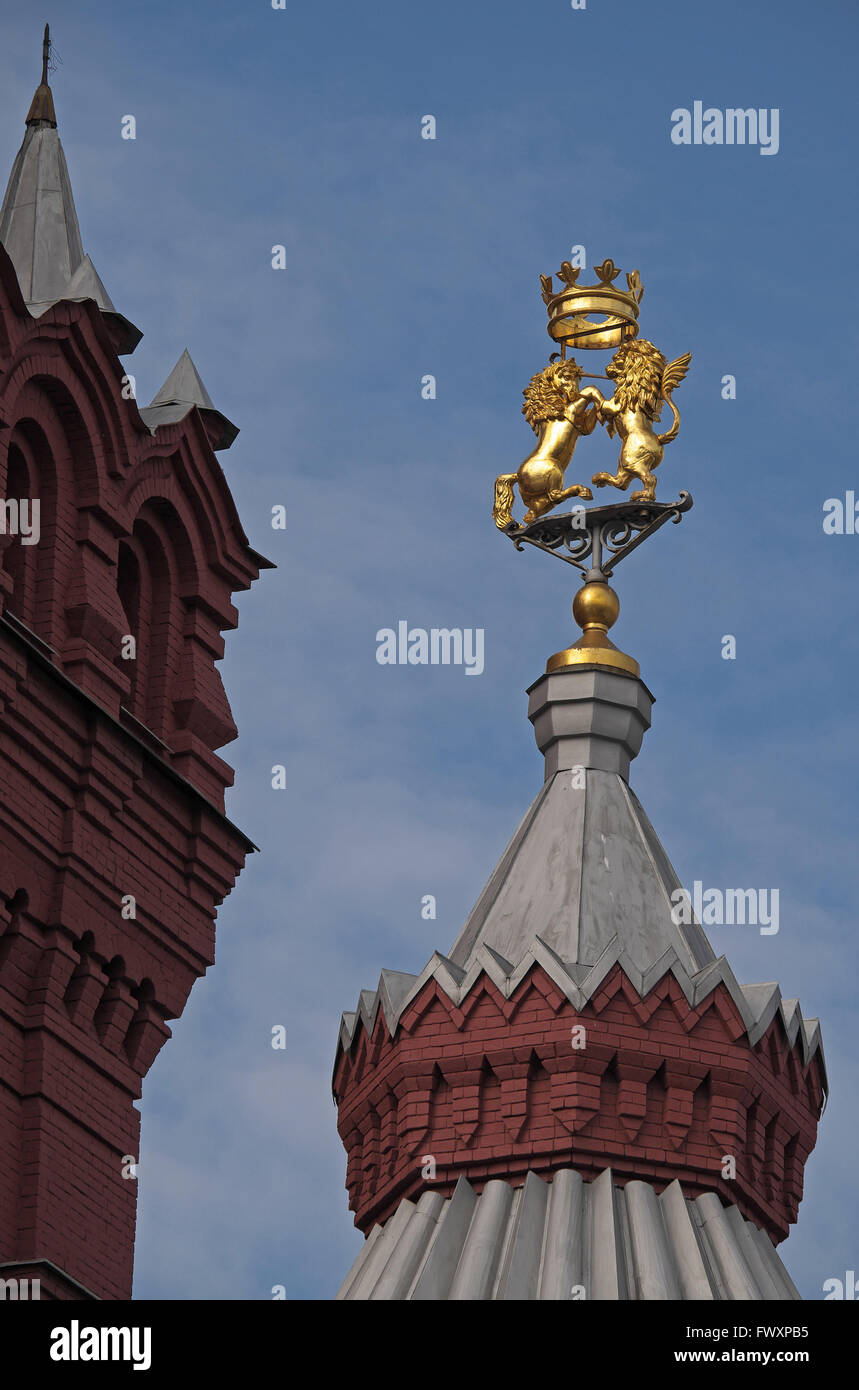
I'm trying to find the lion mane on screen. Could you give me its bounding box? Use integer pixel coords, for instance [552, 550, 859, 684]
[606, 339, 667, 419]
[521, 359, 582, 432]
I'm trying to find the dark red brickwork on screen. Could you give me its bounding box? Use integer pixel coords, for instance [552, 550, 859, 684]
[0, 245, 265, 1299]
[334, 962, 824, 1245]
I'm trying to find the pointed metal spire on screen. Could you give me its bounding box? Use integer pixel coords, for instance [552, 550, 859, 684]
[150, 350, 219, 413]
[0, 28, 83, 310]
[336, 661, 827, 1080]
[25, 24, 57, 128]
[0, 24, 141, 353]
[139, 350, 239, 450]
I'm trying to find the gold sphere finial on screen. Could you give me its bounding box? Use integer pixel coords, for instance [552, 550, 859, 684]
[547, 576, 639, 676]
[572, 580, 620, 634]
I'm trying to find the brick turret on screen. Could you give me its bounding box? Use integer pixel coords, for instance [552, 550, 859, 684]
[334, 666, 826, 1300]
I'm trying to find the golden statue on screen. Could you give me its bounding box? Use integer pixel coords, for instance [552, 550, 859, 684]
[588, 340, 692, 502]
[495, 251, 695, 680]
[492, 359, 602, 529]
[493, 255, 692, 524]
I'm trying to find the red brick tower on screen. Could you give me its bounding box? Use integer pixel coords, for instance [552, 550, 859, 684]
[0, 32, 268, 1299]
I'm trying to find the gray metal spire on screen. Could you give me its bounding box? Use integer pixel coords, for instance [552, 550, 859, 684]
[25, 23, 57, 128]
[448, 667, 717, 977]
[139, 349, 239, 450]
[0, 25, 141, 354]
[337, 664, 825, 1076]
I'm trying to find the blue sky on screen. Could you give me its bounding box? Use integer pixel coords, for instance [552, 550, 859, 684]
[1, 0, 857, 1299]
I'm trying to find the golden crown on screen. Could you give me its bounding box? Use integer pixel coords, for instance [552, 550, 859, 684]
[540, 257, 644, 352]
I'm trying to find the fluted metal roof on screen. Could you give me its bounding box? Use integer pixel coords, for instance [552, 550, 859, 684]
[337, 1168, 801, 1301]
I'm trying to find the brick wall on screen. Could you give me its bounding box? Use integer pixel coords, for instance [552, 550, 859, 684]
[0, 244, 263, 1299]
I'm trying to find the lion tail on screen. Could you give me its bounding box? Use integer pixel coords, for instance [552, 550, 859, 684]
[657, 351, 691, 445]
[493, 474, 516, 529]
[657, 396, 681, 446]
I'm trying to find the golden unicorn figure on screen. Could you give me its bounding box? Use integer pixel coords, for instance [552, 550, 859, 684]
[493, 359, 601, 529]
[588, 339, 692, 502]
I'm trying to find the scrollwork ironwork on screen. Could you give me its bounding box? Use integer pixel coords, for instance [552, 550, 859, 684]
[507, 492, 692, 578]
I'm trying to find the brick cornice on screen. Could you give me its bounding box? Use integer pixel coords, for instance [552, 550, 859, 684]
[0, 614, 255, 854]
[334, 962, 824, 1243]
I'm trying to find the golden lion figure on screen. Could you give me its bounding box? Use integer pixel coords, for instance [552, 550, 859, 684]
[493, 359, 601, 529]
[588, 339, 692, 502]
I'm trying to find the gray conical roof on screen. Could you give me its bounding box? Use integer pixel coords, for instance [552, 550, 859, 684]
[0, 121, 84, 308]
[139, 349, 239, 450]
[0, 72, 141, 353]
[150, 348, 217, 411]
[448, 766, 715, 977]
[336, 666, 826, 1081]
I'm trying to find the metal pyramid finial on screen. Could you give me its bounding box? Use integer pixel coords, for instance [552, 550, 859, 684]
[140, 351, 239, 450]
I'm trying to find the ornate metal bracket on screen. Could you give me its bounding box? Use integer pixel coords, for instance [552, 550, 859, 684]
[505, 492, 693, 580]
